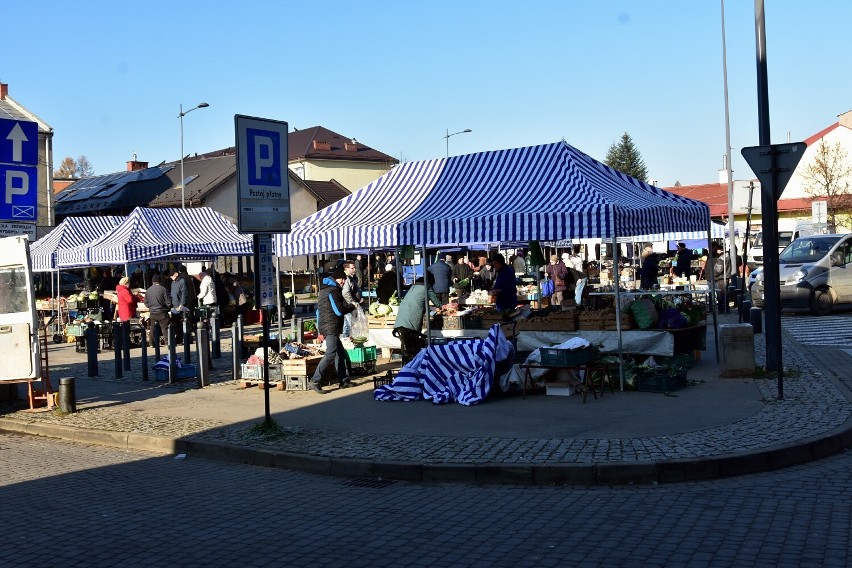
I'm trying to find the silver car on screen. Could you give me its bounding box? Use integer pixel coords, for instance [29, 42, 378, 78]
[752, 234, 852, 315]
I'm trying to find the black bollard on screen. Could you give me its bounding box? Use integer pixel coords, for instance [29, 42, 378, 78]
[122, 321, 131, 371]
[58, 377, 76, 413]
[211, 311, 221, 359]
[197, 320, 210, 388]
[113, 321, 123, 379]
[727, 285, 737, 309]
[739, 298, 752, 323]
[140, 324, 148, 381]
[232, 322, 240, 381]
[183, 311, 192, 364]
[86, 321, 98, 377]
[750, 306, 763, 334]
[167, 324, 177, 384]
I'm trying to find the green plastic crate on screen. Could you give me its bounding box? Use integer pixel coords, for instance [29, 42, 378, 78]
[347, 345, 377, 363]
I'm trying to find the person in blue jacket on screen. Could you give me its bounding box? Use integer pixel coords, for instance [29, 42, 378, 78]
[310, 269, 356, 394]
[428, 254, 453, 306]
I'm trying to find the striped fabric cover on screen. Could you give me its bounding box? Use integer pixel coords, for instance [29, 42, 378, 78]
[374, 324, 514, 406]
[30, 216, 124, 272]
[278, 141, 709, 256]
[56, 207, 253, 267]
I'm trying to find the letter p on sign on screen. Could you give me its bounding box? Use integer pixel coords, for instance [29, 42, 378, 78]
[247, 128, 281, 186]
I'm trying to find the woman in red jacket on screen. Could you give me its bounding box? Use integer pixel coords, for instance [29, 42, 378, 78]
[115, 277, 141, 321]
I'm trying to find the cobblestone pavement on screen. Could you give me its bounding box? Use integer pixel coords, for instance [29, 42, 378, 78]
[1, 315, 851, 481]
[1, 433, 850, 567]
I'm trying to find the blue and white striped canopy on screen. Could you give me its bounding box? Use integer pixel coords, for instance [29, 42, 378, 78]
[30, 216, 124, 272]
[56, 207, 253, 267]
[277, 141, 710, 255]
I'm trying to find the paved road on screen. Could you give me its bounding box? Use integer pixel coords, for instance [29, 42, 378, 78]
[2, 432, 850, 567]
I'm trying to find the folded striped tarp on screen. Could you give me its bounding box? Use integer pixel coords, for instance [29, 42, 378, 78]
[374, 324, 514, 406]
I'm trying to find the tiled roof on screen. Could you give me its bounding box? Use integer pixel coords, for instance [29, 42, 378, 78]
[663, 183, 728, 216]
[148, 154, 237, 208]
[663, 182, 815, 216]
[0, 93, 52, 132]
[803, 123, 840, 146]
[288, 126, 397, 165]
[300, 179, 351, 205]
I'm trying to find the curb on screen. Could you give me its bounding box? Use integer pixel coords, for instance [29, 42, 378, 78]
[3, 417, 850, 486]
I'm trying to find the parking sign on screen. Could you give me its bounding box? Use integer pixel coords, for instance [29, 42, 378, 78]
[0, 118, 39, 223]
[235, 115, 290, 234]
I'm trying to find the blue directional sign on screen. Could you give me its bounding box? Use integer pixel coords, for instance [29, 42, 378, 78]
[235, 115, 290, 234]
[0, 118, 39, 223]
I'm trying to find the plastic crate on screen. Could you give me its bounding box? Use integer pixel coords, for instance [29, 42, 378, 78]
[374, 370, 397, 390]
[540, 346, 596, 367]
[438, 315, 483, 330]
[154, 364, 198, 382]
[636, 367, 688, 393]
[240, 363, 284, 381]
[346, 345, 377, 363]
[285, 375, 310, 391]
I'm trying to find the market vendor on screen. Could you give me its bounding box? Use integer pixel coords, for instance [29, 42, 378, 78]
[639, 246, 661, 290]
[393, 273, 442, 363]
[670, 242, 693, 278]
[376, 264, 397, 305]
[488, 254, 518, 311]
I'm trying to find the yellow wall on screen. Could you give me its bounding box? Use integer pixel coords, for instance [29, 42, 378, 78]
[292, 159, 392, 192]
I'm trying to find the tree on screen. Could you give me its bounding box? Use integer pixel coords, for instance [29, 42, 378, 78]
[799, 139, 852, 232]
[54, 156, 77, 178]
[604, 132, 648, 182]
[76, 155, 95, 177]
[53, 155, 96, 178]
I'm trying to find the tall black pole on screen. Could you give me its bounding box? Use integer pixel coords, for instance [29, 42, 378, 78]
[754, 0, 783, 397]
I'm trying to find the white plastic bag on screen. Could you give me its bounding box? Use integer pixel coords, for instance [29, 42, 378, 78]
[350, 305, 370, 342]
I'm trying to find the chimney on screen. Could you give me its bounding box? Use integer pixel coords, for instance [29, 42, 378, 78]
[312, 140, 331, 151]
[127, 159, 148, 172]
[344, 142, 358, 152]
[0, 83, 8, 100]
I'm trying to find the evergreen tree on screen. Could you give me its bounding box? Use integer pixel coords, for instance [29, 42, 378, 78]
[604, 132, 648, 182]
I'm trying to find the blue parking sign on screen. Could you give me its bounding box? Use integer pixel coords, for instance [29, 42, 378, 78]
[0, 164, 38, 222]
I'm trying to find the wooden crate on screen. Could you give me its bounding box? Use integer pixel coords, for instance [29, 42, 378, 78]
[280, 356, 322, 377]
[368, 316, 396, 329]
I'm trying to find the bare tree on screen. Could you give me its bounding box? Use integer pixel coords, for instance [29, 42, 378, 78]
[76, 155, 95, 177]
[54, 156, 77, 179]
[799, 139, 852, 231]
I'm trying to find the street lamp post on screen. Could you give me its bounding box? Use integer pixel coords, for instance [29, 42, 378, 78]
[178, 102, 210, 208]
[444, 128, 472, 158]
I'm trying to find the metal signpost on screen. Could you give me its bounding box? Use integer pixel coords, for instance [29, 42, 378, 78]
[235, 115, 290, 425]
[0, 118, 39, 227]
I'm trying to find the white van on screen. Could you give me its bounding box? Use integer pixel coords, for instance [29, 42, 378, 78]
[748, 221, 815, 269]
[752, 233, 852, 315]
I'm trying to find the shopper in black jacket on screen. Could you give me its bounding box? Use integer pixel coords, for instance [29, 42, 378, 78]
[310, 269, 356, 394]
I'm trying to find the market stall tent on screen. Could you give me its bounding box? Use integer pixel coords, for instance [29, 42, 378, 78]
[277, 141, 710, 255]
[56, 207, 253, 268]
[30, 216, 125, 272]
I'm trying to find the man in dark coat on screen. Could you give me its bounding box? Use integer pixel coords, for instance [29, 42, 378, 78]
[310, 269, 356, 394]
[428, 255, 453, 306]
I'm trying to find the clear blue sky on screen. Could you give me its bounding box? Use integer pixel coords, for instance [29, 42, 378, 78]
[3, 1, 851, 187]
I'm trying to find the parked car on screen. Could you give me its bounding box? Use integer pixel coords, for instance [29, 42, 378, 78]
[32, 271, 85, 298]
[752, 233, 852, 315]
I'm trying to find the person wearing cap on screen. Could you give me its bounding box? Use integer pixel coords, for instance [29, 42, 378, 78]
[478, 260, 496, 290]
[144, 273, 172, 345]
[310, 268, 356, 394]
[115, 276, 142, 322]
[376, 263, 397, 305]
[488, 254, 518, 311]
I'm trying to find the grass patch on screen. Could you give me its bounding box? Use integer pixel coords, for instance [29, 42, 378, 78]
[243, 418, 299, 440]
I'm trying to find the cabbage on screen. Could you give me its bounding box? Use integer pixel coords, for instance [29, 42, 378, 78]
[369, 302, 380, 316]
[376, 303, 393, 316]
[388, 292, 400, 306]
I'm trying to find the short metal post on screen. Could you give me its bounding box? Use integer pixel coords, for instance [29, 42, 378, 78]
[295, 316, 303, 344]
[236, 314, 244, 358]
[168, 324, 177, 384]
[113, 321, 122, 379]
[750, 307, 763, 334]
[739, 298, 752, 323]
[140, 324, 148, 381]
[232, 322, 240, 381]
[211, 311, 221, 359]
[182, 311, 192, 363]
[122, 321, 131, 371]
[86, 321, 98, 377]
[197, 320, 210, 387]
[58, 377, 76, 413]
[152, 321, 161, 361]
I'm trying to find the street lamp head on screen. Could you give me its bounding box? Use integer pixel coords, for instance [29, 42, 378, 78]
[197, 102, 209, 108]
[463, 129, 472, 133]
